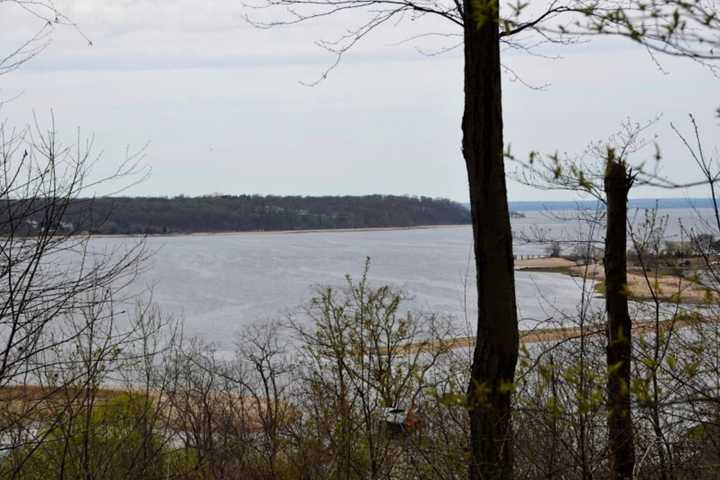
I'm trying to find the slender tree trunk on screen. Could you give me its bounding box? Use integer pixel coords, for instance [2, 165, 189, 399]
[462, 1, 519, 479]
[604, 156, 635, 480]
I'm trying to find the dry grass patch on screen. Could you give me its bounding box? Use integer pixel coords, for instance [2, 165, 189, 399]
[568, 263, 718, 304]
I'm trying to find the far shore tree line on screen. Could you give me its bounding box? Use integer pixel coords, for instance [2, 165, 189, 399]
[23, 194, 471, 235]
[0, 195, 472, 236]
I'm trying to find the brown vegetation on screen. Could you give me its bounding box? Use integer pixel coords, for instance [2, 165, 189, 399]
[569, 263, 718, 303]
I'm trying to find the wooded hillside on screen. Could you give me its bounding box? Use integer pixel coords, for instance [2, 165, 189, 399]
[53, 195, 470, 234]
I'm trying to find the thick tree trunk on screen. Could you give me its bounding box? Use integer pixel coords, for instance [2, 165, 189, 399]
[604, 157, 635, 480]
[462, 1, 519, 479]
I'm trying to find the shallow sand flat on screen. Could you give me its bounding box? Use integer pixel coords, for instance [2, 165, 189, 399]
[395, 315, 720, 354]
[568, 263, 717, 304]
[515, 257, 576, 270]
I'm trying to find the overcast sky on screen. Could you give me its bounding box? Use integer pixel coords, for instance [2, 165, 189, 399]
[0, 0, 718, 202]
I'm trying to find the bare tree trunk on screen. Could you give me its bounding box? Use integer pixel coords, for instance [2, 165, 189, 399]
[463, 1, 519, 479]
[604, 156, 635, 480]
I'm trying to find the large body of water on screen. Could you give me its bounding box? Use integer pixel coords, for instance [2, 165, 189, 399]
[84, 208, 717, 347]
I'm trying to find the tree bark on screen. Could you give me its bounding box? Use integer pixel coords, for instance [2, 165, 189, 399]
[462, 1, 519, 479]
[604, 156, 635, 480]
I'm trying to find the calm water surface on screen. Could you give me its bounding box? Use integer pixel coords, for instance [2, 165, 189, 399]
[83, 208, 717, 347]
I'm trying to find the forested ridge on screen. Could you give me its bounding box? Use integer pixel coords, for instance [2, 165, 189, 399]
[53, 195, 470, 234]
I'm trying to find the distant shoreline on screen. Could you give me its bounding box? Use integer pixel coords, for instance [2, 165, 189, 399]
[505, 198, 719, 212]
[41, 195, 470, 236]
